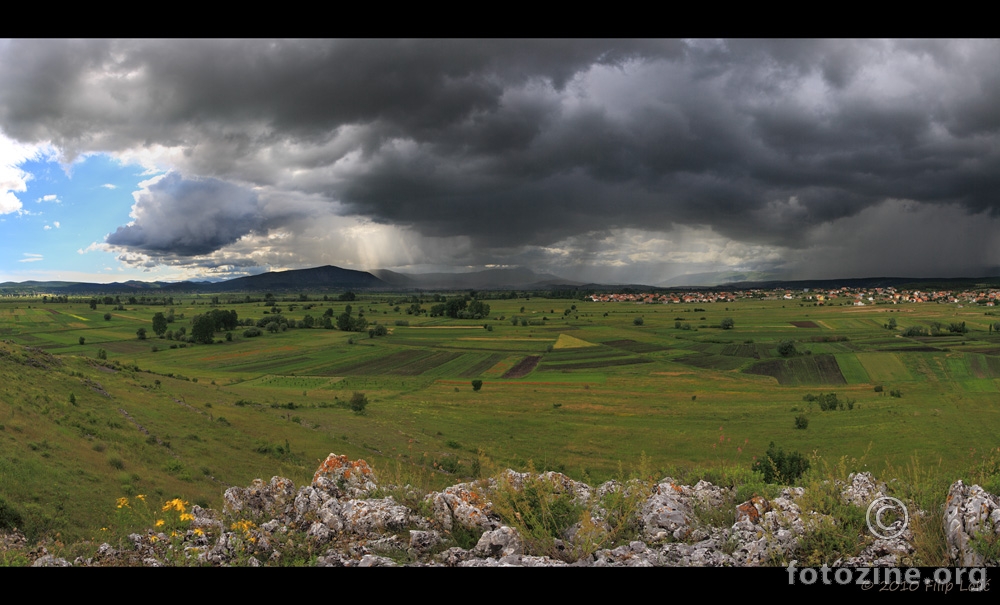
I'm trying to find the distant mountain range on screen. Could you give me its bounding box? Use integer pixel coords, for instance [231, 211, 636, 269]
[370, 267, 581, 290]
[0, 265, 584, 294]
[657, 270, 784, 288]
[4, 265, 1000, 295]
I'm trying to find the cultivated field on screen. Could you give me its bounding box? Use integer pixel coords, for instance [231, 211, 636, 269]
[3, 291, 1000, 542]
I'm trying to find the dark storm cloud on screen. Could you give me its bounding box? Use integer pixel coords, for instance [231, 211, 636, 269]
[2, 39, 1000, 277]
[105, 173, 268, 256]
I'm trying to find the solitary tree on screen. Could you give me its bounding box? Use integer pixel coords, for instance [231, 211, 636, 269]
[777, 340, 797, 357]
[721, 318, 735, 330]
[152, 312, 168, 337]
[349, 392, 368, 414]
[79, 336, 85, 345]
[136, 327, 147, 340]
[472, 379, 483, 391]
[104, 313, 112, 321]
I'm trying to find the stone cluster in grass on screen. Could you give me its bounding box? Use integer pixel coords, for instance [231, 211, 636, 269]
[16, 453, 1000, 567]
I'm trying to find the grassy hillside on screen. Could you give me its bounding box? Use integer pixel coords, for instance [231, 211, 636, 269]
[3, 293, 1000, 544]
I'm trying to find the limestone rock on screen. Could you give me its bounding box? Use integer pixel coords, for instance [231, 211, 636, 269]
[223, 476, 297, 520]
[473, 525, 524, 558]
[944, 480, 1000, 566]
[312, 453, 377, 499]
[426, 481, 497, 532]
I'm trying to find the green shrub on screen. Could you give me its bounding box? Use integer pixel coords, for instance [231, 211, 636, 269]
[0, 497, 24, 531]
[162, 459, 185, 474]
[752, 442, 810, 484]
[794, 415, 809, 430]
[436, 456, 460, 473]
[490, 470, 586, 560]
[350, 392, 368, 414]
[471, 379, 483, 392]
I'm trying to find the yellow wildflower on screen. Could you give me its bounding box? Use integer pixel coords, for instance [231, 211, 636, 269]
[162, 498, 189, 513]
[100, 527, 109, 532]
[230, 520, 255, 532]
[171, 531, 179, 538]
[136, 494, 146, 502]
[155, 519, 165, 528]
[193, 528, 204, 537]
[149, 535, 158, 543]
[116, 497, 129, 509]
[179, 513, 194, 522]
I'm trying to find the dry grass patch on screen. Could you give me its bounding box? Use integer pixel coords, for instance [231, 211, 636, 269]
[553, 334, 597, 349]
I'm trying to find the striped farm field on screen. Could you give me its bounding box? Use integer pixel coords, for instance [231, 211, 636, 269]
[457, 353, 507, 378]
[855, 352, 913, 383]
[316, 348, 426, 375]
[501, 355, 541, 378]
[239, 375, 340, 390]
[835, 353, 871, 384]
[481, 356, 520, 377]
[601, 339, 668, 353]
[388, 351, 464, 376]
[542, 346, 630, 363]
[967, 354, 1000, 379]
[675, 353, 749, 371]
[720, 343, 763, 358]
[221, 355, 317, 374]
[743, 354, 846, 385]
[537, 357, 652, 371]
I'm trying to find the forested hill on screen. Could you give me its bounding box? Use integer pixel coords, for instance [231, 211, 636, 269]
[209, 266, 385, 291]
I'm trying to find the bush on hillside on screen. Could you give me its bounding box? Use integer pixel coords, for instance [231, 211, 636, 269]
[350, 392, 368, 414]
[752, 442, 810, 484]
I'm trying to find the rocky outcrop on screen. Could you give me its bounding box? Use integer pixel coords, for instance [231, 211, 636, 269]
[944, 480, 1000, 566]
[19, 453, 1000, 567]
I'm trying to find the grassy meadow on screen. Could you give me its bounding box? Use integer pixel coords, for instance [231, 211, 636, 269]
[3, 291, 1000, 546]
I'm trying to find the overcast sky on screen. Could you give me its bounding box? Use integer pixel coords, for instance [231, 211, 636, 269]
[2, 39, 1000, 285]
